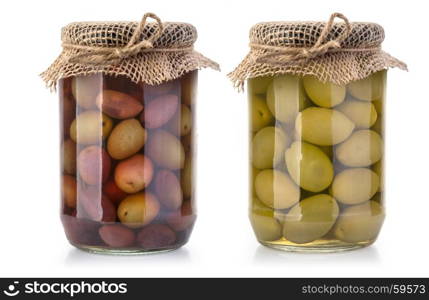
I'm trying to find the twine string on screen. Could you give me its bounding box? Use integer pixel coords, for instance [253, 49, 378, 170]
[62, 13, 192, 65]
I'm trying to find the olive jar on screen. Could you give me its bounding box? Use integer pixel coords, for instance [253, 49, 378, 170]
[42, 13, 219, 254]
[230, 13, 406, 252]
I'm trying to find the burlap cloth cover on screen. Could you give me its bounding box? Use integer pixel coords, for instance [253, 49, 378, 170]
[229, 13, 407, 89]
[42, 13, 219, 88]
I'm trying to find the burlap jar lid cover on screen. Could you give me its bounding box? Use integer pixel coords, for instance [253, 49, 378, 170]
[229, 12, 407, 90]
[42, 13, 220, 88]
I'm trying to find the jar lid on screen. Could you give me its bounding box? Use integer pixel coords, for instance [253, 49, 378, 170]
[41, 13, 219, 89]
[249, 21, 384, 49]
[62, 21, 197, 50]
[229, 13, 406, 89]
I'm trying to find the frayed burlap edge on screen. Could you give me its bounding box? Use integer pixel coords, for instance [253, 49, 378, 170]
[41, 13, 220, 90]
[41, 51, 219, 90]
[228, 50, 407, 91]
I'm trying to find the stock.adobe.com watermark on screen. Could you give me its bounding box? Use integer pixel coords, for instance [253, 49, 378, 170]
[2, 280, 127, 297]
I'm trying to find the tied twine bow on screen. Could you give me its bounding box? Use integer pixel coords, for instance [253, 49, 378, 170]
[63, 13, 192, 65]
[251, 12, 379, 65]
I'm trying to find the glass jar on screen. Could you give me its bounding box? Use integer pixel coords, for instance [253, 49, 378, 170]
[249, 71, 386, 252]
[60, 71, 197, 254]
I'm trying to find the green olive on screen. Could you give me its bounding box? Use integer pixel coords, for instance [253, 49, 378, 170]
[283, 194, 339, 244]
[254, 169, 300, 209]
[335, 130, 383, 167]
[285, 142, 334, 192]
[303, 76, 346, 107]
[373, 98, 384, 115]
[248, 76, 273, 95]
[331, 168, 379, 205]
[252, 126, 290, 169]
[251, 197, 287, 226]
[336, 99, 378, 128]
[250, 94, 274, 132]
[251, 197, 275, 218]
[334, 201, 385, 243]
[250, 214, 282, 241]
[295, 107, 355, 145]
[371, 115, 383, 136]
[251, 166, 261, 195]
[347, 70, 386, 102]
[266, 75, 308, 124]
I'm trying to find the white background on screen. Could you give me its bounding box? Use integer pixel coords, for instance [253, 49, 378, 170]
[0, 0, 427, 277]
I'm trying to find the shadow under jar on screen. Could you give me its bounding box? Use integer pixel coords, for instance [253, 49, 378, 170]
[249, 72, 386, 252]
[60, 71, 197, 254]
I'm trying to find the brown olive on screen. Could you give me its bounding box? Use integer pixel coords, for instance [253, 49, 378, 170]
[137, 224, 177, 249]
[114, 154, 154, 194]
[99, 225, 136, 247]
[117, 193, 160, 228]
[77, 146, 111, 185]
[107, 119, 146, 160]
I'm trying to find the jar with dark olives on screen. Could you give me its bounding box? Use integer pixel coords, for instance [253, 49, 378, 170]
[43, 13, 218, 254]
[230, 13, 406, 252]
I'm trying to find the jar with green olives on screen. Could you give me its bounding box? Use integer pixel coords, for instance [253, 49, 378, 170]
[249, 72, 386, 251]
[232, 13, 406, 252]
[43, 14, 218, 254]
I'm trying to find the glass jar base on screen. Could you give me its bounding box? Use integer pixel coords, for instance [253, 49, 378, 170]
[72, 243, 182, 256]
[259, 239, 374, 253]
